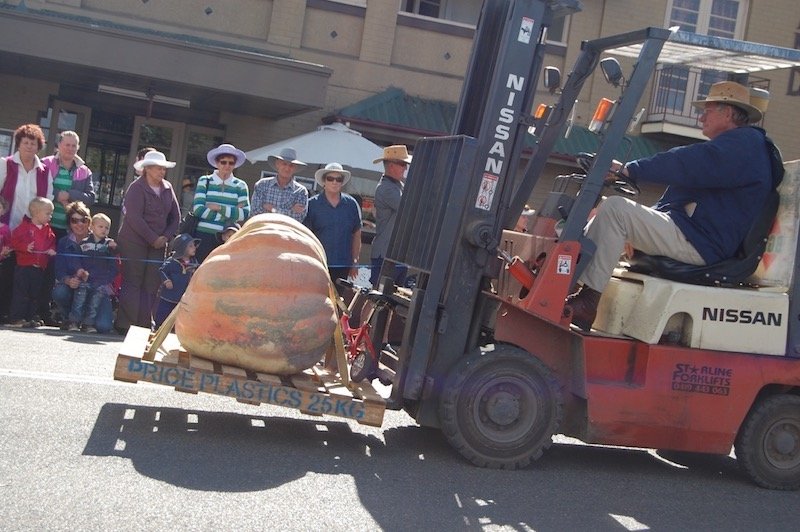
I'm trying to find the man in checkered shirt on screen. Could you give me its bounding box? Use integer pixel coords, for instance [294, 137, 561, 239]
[250, 147, 309, 222]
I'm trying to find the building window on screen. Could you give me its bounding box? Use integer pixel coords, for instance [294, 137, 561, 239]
[667, 0, 746, 37]
[546, 15, 569, 45]
[402, 0, 482, 26]
[404, 0, 440, 18]
[650, 0, 749, 124]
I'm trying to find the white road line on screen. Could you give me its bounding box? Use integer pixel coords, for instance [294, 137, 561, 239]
[0, 367, 144, 387]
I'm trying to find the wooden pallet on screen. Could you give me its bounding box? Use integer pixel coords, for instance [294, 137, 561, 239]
[114, 326, 386, 427]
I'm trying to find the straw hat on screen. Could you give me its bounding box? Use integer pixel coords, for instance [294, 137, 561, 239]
[373, 145, 412, 164]
[268, 147, 307, 170]
[133, 150, 176, 172]
[207, 143, 246, 168]
[314, 162, 352, 188]
[749, 87, 770, 122]
[691, 81, 762, 123]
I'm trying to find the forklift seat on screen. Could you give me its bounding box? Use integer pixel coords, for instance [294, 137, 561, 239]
[626, 189, 779, 287]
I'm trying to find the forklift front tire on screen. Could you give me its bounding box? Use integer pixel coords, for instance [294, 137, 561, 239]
[439, 345, 563, 469]
[735, 394, 800, 490]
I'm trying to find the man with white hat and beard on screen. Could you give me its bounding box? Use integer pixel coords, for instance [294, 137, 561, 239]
[370, 145, 412, 288]
[250, 147, 309, 222]
[567, 80, 780, 331]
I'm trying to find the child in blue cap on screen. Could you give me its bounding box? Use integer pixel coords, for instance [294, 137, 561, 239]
[154, 233, 199, 328]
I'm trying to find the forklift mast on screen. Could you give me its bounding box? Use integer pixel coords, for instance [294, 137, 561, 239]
[381, 0, 582, 422]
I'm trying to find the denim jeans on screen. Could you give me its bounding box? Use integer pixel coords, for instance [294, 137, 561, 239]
[83, 287, 109, 327]
[69, 282, 90, 324]
[52, 282, 114, 333]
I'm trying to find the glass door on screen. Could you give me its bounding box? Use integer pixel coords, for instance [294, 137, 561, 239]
[85, 145, 129, 207]
[124, 118, 225, 214]
[125, 117, 187, 192]
[41, 100, 92, 158]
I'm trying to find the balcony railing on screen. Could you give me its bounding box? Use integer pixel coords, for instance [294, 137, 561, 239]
[644, 65, 768, 131]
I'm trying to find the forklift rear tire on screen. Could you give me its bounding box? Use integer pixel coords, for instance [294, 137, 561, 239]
[734, 394, 800, 490]
[439, 345, 563, 469]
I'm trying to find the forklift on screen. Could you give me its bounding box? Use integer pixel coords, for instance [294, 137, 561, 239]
[116, 0, 800, 490]
[363, 0, 800, 489]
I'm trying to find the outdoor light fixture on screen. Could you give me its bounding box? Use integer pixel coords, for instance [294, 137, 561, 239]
[97, 84, 191, 108]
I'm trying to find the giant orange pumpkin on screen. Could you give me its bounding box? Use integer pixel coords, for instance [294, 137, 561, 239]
[174, 213, 337, 375]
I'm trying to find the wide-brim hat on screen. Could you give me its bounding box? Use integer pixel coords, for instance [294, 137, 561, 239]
[749, 87, 770, 123]
[170, 233, 201, 256]
[133, 150, 176, 172]
[691, 81, 762, 123]
[268, 147, 307, 170]
[207, 143, 246, 169]
[373, 144, 412, 165]
[314, 162, 352, 188]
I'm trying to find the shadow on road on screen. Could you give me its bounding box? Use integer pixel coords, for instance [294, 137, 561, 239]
[2, 326, 122, 346]
[82, 402, 794, 531]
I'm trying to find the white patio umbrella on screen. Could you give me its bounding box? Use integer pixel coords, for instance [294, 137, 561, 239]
[244, 122, 384, 173]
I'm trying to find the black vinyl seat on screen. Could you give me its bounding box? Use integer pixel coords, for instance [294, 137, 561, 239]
[626, 189, 780, 287]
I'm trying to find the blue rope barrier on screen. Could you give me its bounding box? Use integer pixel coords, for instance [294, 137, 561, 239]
[29, 250, 373, 269]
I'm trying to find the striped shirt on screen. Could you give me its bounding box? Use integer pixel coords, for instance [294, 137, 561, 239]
[51, 165, 72, 230]
[250, 176, 308, 222]
[192, 172, 250, 234]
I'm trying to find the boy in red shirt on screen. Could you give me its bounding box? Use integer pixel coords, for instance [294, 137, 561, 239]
[8, 197, 57, 327]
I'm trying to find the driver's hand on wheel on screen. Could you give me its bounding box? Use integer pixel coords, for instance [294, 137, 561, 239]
[607, 160, 628, 181]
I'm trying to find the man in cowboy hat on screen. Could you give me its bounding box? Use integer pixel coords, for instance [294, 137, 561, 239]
[304, 162, 362, 290]
[250, 147, 309, 222]
[370, 145, 412, 287]
[568, 80, 779, 331]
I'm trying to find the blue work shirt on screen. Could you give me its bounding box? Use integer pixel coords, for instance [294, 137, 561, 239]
[626, 126, 772, 265]
[305, 192, 362, 268]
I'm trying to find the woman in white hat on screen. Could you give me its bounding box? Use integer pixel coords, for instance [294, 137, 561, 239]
[190, 143, 250, 263]
[115, 150, 181, 331]
[304, 162, 362, 289]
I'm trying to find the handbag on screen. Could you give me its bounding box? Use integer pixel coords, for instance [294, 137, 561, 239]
[178, 212, 199, 236]
[178, 176, 211, 236]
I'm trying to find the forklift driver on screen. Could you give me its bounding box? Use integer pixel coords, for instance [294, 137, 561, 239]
[568, 81, 774, 331]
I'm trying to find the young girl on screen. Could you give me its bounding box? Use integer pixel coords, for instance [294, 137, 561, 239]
[154, 233, 199, 328]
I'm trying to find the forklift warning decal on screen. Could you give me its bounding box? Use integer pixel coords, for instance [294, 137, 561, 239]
[476, 173, 498, 210]
[671, 363, 732, 396]
[518, 18, 534, 44]
[556, 255, 572, 275]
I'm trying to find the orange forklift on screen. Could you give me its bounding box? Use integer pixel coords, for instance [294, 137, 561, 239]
[117, 0, 800, 490]
[362, 0, 800, 489]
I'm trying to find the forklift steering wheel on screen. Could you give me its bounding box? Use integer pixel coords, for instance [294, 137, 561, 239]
[576, 152, 639, 197]
[610, 169, 640, 196]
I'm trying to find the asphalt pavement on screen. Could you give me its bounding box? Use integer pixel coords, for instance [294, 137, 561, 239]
[0, 326, 797, 531]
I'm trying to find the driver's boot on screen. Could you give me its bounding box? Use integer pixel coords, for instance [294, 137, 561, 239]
[566, 286, 602, 331]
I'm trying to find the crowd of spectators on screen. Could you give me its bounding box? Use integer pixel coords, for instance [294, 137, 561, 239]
[0, 123, 412, 335]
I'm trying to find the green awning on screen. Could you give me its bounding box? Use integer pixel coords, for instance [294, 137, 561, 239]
[332, 87, 672, 160]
